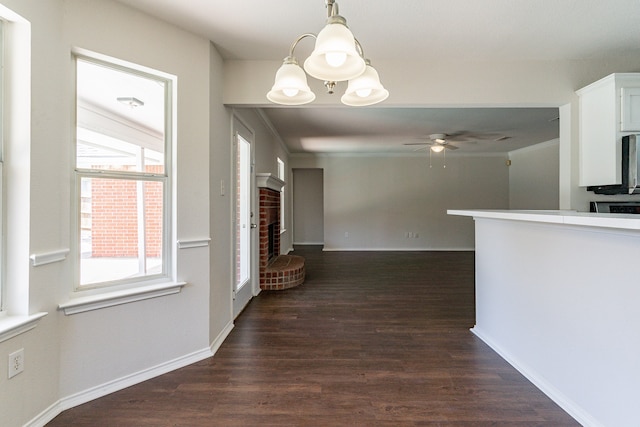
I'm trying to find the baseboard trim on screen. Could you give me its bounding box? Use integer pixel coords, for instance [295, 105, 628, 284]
[210, 320, 234, 355]
[61, 347, 214, 409]
[470, 327, 602, 427]
[322, 247, 475, 251]
[27, 322, 235, 427]
[27, 401, 62, 427]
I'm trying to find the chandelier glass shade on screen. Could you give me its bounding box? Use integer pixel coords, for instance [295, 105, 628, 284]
[303, 16, 366, 82]
[267, 0, 388, 106]
[341, 60, 389, 106]
[266, 57, 316, 105]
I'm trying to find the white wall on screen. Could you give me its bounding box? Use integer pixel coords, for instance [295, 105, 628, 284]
[509, 139, 560, 210]
[0, 2, 64, 425]
[291, 154, 509, 250]
[472, 217, 640, 427]
[0, 0, 227, 425]
[0, 1, 637, 425]
[224, 56, 640, 214]
[58, 0, 213, 399]
[208, 43, 234, 346]
[0, 9, 301, 425]
[231, 108, 293, 254]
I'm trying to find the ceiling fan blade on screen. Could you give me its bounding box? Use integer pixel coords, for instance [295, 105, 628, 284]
[448, 132, 508, 143]
[444, 144, 459, 150]
[403, 142, 432, 146]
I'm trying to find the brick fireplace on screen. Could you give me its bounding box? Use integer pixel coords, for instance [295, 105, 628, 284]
[258, 176, 281, 268]
[257, 173, 305, 290]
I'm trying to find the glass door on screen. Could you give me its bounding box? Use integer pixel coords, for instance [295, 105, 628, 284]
[233, 119, 255, 317]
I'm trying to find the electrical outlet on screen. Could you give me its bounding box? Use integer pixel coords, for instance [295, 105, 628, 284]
[8, 349, 24, 379]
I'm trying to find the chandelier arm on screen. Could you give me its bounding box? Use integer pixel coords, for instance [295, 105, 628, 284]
[353, 38, 365, 59]
[288, 33, 317, 57]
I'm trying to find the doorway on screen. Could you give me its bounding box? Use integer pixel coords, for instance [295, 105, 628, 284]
[292, 168, 324, 245]
[233, 117, 255, 318]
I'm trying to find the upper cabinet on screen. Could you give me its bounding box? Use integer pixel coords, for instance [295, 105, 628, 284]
[577, 73, 640, 186]
[621, 87, 640, 131]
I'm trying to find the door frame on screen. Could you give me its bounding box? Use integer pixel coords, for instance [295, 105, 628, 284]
[232, 115, 257, 318]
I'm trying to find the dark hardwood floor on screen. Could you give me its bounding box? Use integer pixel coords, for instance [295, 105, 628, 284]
[48, 247, 579, 426]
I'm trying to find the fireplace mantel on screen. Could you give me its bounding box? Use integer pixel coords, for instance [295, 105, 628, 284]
[256, 173, 285, 192]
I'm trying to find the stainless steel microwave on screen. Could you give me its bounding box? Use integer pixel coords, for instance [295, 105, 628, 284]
[587, 134, 640, 195]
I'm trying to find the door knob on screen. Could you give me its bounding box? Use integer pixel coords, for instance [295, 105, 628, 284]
[250, 223, 257, 229]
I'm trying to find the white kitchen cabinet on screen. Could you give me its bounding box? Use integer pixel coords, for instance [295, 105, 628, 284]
[577, 73, 640, 186]
[621, 87, 640, 131]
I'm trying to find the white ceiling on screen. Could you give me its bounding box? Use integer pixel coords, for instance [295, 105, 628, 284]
[261, 107, 559, 154]
[114, 0, 640, 154]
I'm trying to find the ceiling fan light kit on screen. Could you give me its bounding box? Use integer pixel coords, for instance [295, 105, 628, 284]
[267, 0, 389, 106]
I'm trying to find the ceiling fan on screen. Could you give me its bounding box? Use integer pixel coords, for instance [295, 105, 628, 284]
[404, 133, 460, 152]
[404, 131, 510, 152]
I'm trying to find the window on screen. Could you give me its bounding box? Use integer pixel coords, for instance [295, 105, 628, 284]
[74, 55, 172, 290]
[277, 157, 285, 231]
[0, 7, 47, 336]
[0, 19, 4, 310]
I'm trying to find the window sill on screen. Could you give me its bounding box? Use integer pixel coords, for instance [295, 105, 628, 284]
[58, 281, 186, 315]
[0, 312, 48, 344]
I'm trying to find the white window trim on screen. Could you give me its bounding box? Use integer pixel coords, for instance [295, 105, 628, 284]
[58, 281, 185, 315]
[71, 51, 176, 296]
[0, 5, 46, 338]
[0, 312, 47, 343]
[0, 19, 4, 312]
[30, 248, 69, 266]
[0, 153, 3, 312]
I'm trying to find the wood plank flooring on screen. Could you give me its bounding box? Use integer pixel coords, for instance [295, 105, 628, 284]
[48, 247, 579, 426]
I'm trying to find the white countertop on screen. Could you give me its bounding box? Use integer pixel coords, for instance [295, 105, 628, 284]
[447, 209, 640, 231]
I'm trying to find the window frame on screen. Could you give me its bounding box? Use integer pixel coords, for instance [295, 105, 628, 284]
[0, 19, 5, 311]
[0, 5, 49, 338]
[72, 52, 174, 293]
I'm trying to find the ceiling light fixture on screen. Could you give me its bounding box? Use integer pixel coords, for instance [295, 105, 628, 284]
[430, 145, 445, 153]
[267, 0, 388, 106]
[117, 97, 144, 108]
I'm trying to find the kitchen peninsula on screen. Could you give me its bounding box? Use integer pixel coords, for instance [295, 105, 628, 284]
[448, 209, 640, 427]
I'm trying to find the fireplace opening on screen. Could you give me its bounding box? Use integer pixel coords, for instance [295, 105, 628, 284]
[268, 223, 275, 262]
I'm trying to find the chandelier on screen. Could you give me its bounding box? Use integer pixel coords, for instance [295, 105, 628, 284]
[267, 0, 389, 106]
